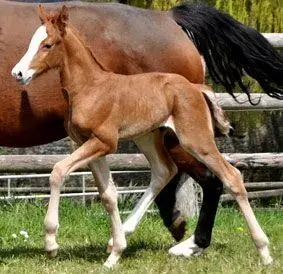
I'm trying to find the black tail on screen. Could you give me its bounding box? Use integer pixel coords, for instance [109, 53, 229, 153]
[172, 2, 283, 103]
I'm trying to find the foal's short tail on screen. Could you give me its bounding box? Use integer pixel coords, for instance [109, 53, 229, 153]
[200, 86, 231, 137]
[171, 3, 283, 104]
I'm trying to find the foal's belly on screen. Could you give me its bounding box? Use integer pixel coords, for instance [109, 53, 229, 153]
[118, 117, 170, 140]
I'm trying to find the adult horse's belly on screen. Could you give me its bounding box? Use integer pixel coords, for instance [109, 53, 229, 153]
[0, 1, 203, 147]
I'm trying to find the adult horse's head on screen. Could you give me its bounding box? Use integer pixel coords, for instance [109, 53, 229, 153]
[11, 5, 69, 85]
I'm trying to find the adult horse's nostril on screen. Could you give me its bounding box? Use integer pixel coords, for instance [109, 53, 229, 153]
[17, 71, 22, 78]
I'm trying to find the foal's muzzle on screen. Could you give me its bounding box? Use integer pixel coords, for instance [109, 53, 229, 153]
[11, 67, 34, 85]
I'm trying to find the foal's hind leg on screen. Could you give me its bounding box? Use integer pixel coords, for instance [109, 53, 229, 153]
[107, 130, 177, 251]
[170, 91, 272, 264]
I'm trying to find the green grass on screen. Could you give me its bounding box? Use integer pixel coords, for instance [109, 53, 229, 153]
[0, 200, 282, 273]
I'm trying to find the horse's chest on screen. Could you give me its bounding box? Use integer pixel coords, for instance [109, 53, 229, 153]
[65, 105, 92, 144]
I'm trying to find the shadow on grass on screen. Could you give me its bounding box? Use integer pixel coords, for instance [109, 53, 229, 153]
[0, 240, 169, 263]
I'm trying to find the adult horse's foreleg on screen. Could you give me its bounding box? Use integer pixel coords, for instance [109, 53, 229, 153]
[44, 138, 126, 267]
[107, 130, 177, 251]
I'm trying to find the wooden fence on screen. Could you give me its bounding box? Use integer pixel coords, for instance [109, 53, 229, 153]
[0, 152, 283, 201]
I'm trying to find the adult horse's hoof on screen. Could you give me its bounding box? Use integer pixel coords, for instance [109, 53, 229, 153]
[169, 235, 204, 258]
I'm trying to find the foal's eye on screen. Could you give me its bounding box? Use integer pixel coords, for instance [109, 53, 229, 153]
[44, 44, 52, 49]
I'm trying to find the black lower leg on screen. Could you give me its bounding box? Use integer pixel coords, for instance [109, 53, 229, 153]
[154, 172, 187, 241]
[194, 174, 223, 248]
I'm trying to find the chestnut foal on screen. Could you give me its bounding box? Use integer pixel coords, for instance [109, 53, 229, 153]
[12, 6, 272, 267]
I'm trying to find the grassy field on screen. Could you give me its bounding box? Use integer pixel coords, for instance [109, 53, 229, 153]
[0, 199, 282, 274]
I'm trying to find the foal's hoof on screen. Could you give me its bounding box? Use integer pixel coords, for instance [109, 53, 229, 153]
[46, 249, 58, 258]
[262, 256, 273, 266]
[259, 246, 273, 265]
[103, 260, 116, 269]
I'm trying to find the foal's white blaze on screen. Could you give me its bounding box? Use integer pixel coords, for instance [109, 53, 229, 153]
[11, 25, 47, 85]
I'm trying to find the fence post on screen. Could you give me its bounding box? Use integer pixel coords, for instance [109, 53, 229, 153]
[7, 178, 11, 200]
[82, 174, 86, 205]
[175, 174, 199, 218]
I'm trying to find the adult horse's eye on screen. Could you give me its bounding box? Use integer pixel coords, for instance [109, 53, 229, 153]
[44, 44, 52, 49]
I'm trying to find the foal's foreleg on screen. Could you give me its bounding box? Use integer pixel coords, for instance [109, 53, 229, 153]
[88, 158, 126, 268]
[44, 138, 111, 257]
[107, 130, 177, 251]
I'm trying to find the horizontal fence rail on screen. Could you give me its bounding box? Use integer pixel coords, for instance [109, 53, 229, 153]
[0, 152, 283, 173]
[0, 153, 283, 203]
[210, 93, 283, 111]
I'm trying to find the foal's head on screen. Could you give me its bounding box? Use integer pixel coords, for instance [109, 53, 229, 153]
[11, 5, 69, 85]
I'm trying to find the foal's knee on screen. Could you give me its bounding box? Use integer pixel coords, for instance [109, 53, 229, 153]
[101, 188, 117, 213]
[50, 163, 66, 187]
[225, 167, 247, 198]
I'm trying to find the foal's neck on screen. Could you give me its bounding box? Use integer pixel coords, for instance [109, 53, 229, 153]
[60, 27, 108, 95]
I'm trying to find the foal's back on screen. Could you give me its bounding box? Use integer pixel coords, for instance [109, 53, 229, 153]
[75, 71, 205, 140]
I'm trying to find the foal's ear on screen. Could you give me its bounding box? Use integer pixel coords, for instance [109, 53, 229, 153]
[59, 5, 69, 23]
[38, 4, 48, 24]
[56, 5, 69, 36]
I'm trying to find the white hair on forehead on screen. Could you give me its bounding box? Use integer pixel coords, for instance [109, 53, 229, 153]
[15, 25, 47, 71]
[28, 25, 48, 53]
[24, 25, 48, 61]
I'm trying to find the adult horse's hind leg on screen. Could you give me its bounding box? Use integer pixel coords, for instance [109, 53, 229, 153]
[107, 129, 177, 251]
[170, 88, 272, 264]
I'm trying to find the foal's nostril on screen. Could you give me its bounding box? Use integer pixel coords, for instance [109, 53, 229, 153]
[18, 71, 23, 78]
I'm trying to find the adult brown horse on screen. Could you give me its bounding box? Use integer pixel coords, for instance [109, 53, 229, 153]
[2, 0, 283, 258]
